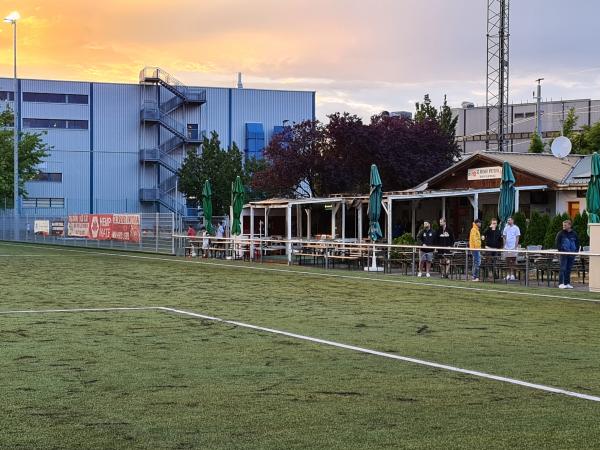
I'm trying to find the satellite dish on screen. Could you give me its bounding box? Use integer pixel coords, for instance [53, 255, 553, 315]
[551, 136, 572, 158]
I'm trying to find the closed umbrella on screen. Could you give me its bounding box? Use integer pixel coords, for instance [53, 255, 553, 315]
[231, 176, 245, 236]
[586, 152, 600, 226]
[498, 161, 516, 229]
[368, 164, 383, 241]
[202, 180, 214, 234]
[366, 164, 383, 271]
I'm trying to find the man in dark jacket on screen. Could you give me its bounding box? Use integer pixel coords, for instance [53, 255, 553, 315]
[435, 218, 454, 278]
[555, 219, 579, 289]
[483, 218, 503, 256]
[417, 221, 436, 277]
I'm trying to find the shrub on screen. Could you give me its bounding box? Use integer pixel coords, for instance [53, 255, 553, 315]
[524, 211, 550, 247]
[573, 210, 589, 248]
[544, 213, 569, 249]
[391, 233, 416, 258]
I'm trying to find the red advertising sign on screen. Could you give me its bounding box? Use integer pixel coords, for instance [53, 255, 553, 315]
[111, 214, 141, 243]
[67, 214, 141, 242]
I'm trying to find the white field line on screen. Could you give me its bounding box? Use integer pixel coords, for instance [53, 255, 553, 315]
[1, 304, 599, 403]
[159, 306, 600, 403]
[0, 306, 159, 315]
[2, 241, 599, 304]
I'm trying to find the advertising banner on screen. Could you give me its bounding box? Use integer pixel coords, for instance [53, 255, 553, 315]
[467, 166, 503, 181]
[67, 214, 90, 238]
[34, 220, 50, 235]
[111, 214, 141, 243]
[67, 214, 140, 242]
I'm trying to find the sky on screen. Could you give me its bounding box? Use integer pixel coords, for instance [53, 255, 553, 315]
[0, 0, 598, 120]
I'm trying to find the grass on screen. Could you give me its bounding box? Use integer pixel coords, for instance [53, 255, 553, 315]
[1, 241, 600, 449]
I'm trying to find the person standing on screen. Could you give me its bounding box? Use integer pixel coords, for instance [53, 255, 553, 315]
[435, 218, 454, 278]
[483, 218, 503, 255]
[502, 217, 521, 281]
[555, 219, 579, 289]
[417, 221, 435, 278]
[469, 219, 482, 282]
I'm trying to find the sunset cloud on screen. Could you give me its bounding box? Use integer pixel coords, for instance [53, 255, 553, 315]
[0, 0, 598, 119]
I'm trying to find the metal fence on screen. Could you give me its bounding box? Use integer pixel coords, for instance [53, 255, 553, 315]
[0, 212, 178, 254]
[177, 235, 598, 290]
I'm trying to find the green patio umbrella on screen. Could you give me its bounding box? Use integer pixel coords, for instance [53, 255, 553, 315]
[498, 161, 516, 229]
[231, 176, 245, 236]
[202, 180, 214, 234]
[367, 164, 383, 242]
[586, 152, 600, 226]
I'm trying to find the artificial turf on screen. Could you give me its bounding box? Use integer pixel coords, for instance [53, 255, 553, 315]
[1, 242, 600, 449]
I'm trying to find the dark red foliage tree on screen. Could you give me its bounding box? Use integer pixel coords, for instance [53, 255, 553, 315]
[252, 110, 460, 198]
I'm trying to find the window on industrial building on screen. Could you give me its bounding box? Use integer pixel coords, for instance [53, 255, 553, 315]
[245, 123, 265, 159]
[67, 94, 88, 104]
[21, 197, 64, 208]
[67, 119, 88, 129]
[514, 113, 524, 119]
[32, 172, 62, 182]
[23, 118, 88, 130]
[23, 92, 89, 104]
[525, 112, 535, 118]
[187, 123, 199, 140]
[24, 92, 66, 103]
[0, 90, 15, 101]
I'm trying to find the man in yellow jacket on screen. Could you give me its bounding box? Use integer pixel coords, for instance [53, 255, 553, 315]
[469, 218, 482, 282]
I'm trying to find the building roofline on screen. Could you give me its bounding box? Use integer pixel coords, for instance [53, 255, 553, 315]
[0, 76, 316, 95]
[452, 98, 598, 110]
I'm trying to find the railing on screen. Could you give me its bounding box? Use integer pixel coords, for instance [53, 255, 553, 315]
[139, 67, 206, 104]
[175, 236, 598, 290]
[160, 135, 184, 154]
[159, 174, 178, 193]
[0, 213, 177, 254]
[139, 149, 180, 174]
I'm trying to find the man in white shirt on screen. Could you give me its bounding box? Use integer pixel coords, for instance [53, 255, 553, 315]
[502, 217, 520, 281]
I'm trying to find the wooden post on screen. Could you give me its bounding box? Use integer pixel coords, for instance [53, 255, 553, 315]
[250, 206, 255, 260]
[358, 203, 363, 241]
[305, 208, 312, 240]
[286, 205, 292, 264]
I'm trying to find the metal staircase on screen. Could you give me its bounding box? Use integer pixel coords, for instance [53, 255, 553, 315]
[138, 67, 205, 218]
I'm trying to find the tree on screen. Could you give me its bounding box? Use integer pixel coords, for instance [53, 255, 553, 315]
[562, 107, 578, 137]
[544, 213, 569, 249]
[414, 94, 438, 123]
[529, 132, 544, 153]
[178, 131, 246, 215]
[252, 107, 460, 198]
[251, 119, 326, 198]
[580, 121, 600, 154]
[572, 210, 589, 248]
[0, 108, 50, 207]
[523, 211, 549, 247]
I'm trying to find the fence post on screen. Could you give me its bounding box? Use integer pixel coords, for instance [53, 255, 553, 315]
[411, 247, 416, 276]
[171, 212, 175, 255]
[525, 251, 529, 287]
[465, 249, 469, 281]
[155, 212, 159, 253]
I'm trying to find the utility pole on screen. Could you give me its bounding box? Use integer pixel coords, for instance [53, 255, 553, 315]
[534, 78, 544, 138]
[4, 12, 20, 240]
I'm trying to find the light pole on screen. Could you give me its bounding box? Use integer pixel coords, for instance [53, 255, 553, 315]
[4, 11, 19, 240]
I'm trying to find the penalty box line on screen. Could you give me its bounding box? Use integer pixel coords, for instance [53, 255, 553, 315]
[1, 304, 600, 403]
[159, 306, 600, 403]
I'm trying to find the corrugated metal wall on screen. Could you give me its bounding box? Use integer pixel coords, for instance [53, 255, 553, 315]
[2, 75, 315, 217]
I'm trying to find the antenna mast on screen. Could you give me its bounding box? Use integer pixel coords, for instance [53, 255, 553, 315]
[485, 0, 510, 152]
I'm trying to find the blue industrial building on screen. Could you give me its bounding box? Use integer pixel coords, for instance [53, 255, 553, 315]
[1, 67, 315, 217]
